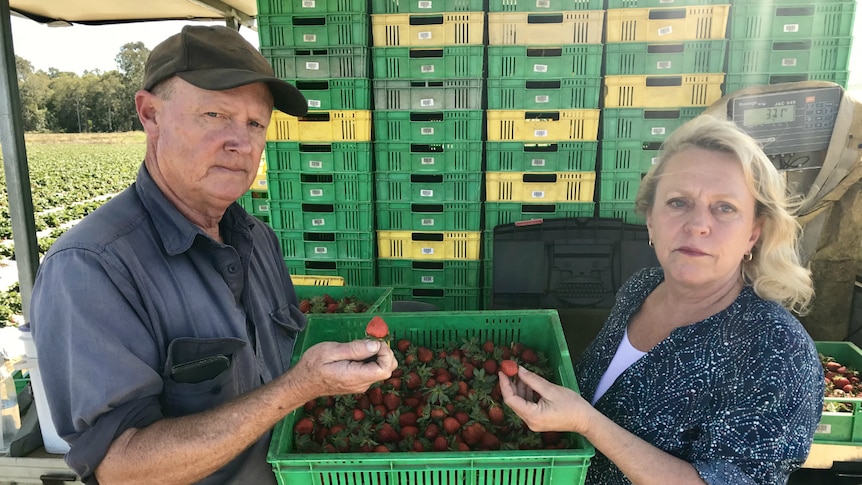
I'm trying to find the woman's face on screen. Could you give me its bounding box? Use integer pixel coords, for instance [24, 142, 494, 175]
[647, 147, 762, 290]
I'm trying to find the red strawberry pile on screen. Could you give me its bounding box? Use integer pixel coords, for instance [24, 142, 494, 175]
[821, 353, 862, 412]
[294, 335, 571, 453]
[298, 294, 371, 314]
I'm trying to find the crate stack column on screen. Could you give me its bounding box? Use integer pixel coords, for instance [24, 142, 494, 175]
[724, 0, 855, 94]
[483, 3, 604, 310]
[371, 1, 485, 311]
[599, 1, 729, 225]
[258, 0, 376, 286]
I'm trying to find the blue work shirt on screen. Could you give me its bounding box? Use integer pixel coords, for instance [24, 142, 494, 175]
[31, 164, 306, 484]
[575, 267, 823, 484]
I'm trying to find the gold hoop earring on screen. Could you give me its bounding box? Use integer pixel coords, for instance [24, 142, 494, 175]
[743, 252, 753, 262]
[648, 239, 654, 248]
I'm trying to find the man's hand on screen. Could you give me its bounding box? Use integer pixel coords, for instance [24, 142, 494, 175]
[288, 339, 398, 400]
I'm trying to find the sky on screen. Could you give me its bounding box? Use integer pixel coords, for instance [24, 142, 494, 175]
[9, 15, 259, 74]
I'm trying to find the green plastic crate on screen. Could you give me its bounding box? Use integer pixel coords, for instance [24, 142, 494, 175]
[372, 79, 483, 111]
[598, 170, 646, 203]
[597, 201, 645, 225]
[391, 287, 483, 310]
[608, 0, 726, 7]
[269, 201, 374, 232]
[262, 46, 369, 79]
[268, 310, 593, 483]
[294, 285, 393, 314]
[487, 77, 601, 110]
[374, 141, 483, 172]
[372, 45, 484, 79]
[728, 1, 856, 40]
[486, 141, 597, 172]
[600, 140, 662, 173]
[724, 71, 849, 95]
[601, 107, 704, 141]
[238, 191, 270, 217]
[727, 38, 853, 75]
[375, 201, 482, 231]
[375, 172, 483, 203]
[372, 0, 484, 13]
[285, 258, 376, 286]
[258, 14, 368, 48]
[484, 202, 595, 228]
[280, 78, 371, 111]
[487, 44, 603, 78]
[277, 230, 375, 260]
[267, 170, 373, 203]
[377, 258, 481, 287]
[265, 142, 371, 172]
[604, 40, 727, 76]
[815, 341, 862, 444]
[489, 0, 603, 11]
[258, 0, 367, 14]
[373, 110, 484, 142]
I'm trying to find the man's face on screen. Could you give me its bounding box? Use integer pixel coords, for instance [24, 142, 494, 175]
[147, 79, 273, 215]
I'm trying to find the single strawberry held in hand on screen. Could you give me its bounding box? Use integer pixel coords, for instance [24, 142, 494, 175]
[500, 359, 519, 377]
[365, 315, 389, 340]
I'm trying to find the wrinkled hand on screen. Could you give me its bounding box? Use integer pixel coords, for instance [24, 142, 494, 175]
[498, 365, 595, 435]
[290, 339, 398, 400]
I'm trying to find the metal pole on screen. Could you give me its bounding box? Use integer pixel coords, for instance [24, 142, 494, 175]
[0, 0, 40, 325]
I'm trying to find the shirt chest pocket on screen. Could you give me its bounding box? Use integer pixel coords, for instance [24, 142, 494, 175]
[161, 337, 248, 417]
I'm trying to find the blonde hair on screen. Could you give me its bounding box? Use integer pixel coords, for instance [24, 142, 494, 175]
[634, 115, 814, 314]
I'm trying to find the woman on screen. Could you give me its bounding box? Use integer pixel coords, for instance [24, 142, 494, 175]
[500, 115, 823, 484]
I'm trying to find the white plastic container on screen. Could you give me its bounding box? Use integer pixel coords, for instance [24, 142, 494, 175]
[0, 364, 21, 455]
[19, 327, 70, 454]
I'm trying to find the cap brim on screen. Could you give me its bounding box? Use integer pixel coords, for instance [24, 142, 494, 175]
[178, 69, 308, 116]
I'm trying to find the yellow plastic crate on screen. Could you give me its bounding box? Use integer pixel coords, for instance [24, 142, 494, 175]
[605, 5, 730, 42]
[603, 74, 724, 108]
[250, 155, 268, 192]
[266, 110, 372, 142]
[371, 12, 485, 46]
[377, 230, 481, 260]
[487, 109, 599, 142]
[290, 275, 345, 286]
[488, 11, 604, 45]
[485, 171, 595, 203]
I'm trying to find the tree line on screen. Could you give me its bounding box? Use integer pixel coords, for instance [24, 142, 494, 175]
[15, 42, 149, 133]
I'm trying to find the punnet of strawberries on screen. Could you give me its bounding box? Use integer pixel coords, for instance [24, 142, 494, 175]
[820, 353, 862, 413]
[298, 294, 371, 314]
[293, 336, 573, 453]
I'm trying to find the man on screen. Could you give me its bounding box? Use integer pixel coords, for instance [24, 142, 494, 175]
[30, 25, 397, 485]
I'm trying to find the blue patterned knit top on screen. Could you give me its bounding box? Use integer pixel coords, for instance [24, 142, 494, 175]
[574, 267, 823, 485]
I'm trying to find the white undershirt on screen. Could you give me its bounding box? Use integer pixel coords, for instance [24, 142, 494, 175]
[591, 327, 647, 405]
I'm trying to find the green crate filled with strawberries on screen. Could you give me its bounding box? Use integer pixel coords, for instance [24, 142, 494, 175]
[267, 310, 594, 485]
[816, 341, 862, 444]
[295, 286, 393, 315]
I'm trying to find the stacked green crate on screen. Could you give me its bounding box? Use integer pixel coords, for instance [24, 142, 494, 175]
[371, 0, 485, 311]
[258, 0, 375, 286]
[724, 0, 855, 93]
[484, 1, 604, 309]
[599, 0, 729, 224]
[238, 152, 271, 224]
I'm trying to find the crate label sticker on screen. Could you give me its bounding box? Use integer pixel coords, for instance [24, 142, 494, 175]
[305, 62, 320, 71]
[657, 61, 672, 70]
[421, 275, 435, 283]
[651, 156, 658, 165]
[781, 58, 798, 67]
[418, 0, 433, 8]
[533, 64, 548, 73]
[421, 247, 434, 255]
[651, 127, 666, 136]
[421, 157, 436, 165]
[311, 218, 325, 226]
[421, 218, 435, 226]
[534, 129, 549, 137]
[310, 189, 324, 197]
[421, 64, 435, 73]
[308, 99, 322, 108]
[535, 95, 549, 104]
[302, 0, 315, 7]
[531, 158, 546, 167]
[536, 0, 551, 7]
[420, 189, 434, 197]
[531, 191, 546, 199]
[256, 180, 267, 187]
[420, 98, 435, 107]
[303, 34, 317, 43]
[815, 423, 831, 434]
[418, 31, 433, 40]
[657, 26, 672, 36]
[258, 204, 269, 212]
[309, 160, 323, 169]
[314, 247, 328, 254]
[783, 24, 799, 33]
[420, 127, 435, 135]
[659, 0, 674, 2]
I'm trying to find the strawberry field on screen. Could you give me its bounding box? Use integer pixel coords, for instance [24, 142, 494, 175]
[0, 133, 144, 324]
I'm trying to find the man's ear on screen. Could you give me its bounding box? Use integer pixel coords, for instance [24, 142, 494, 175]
[135, 90, 160, 136]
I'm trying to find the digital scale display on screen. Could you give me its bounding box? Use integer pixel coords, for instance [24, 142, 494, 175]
[742, 105, 795, 127]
